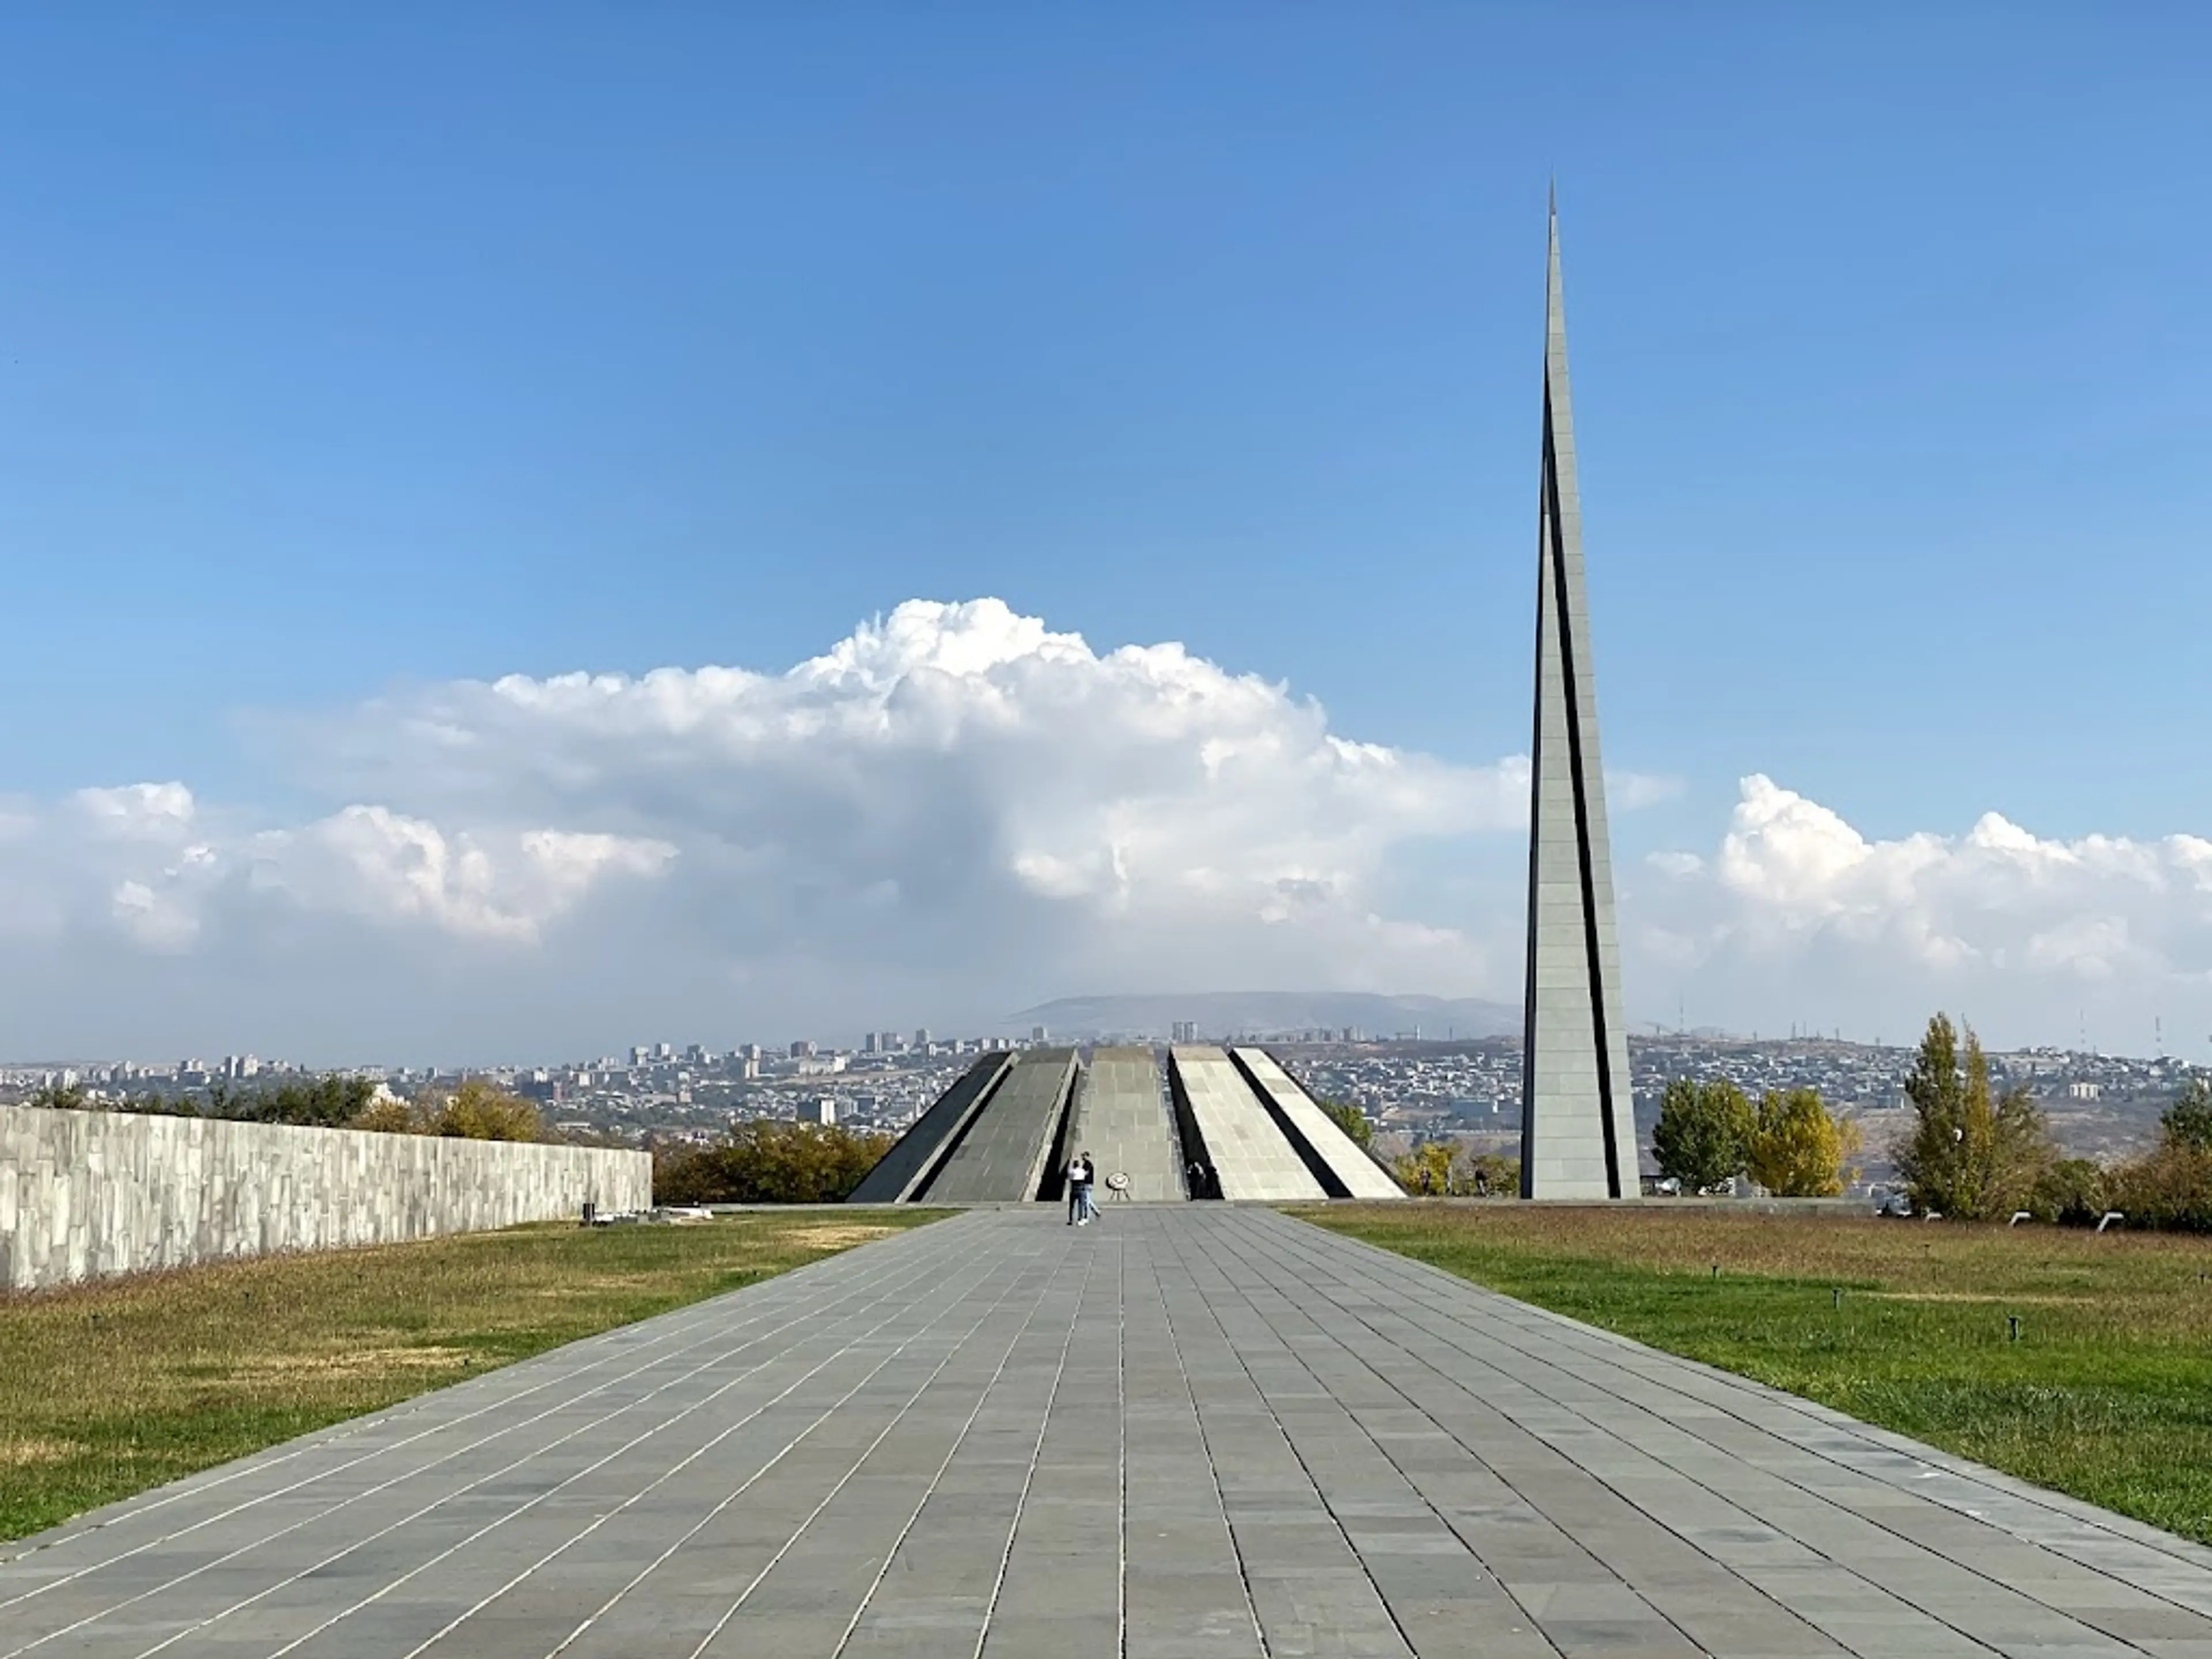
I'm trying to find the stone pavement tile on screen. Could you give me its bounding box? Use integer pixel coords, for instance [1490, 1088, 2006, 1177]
[1122, 1564, 1266, 1657]
[1241, 1563, 1416, 1657]
[980, 1609, 1122, 1658]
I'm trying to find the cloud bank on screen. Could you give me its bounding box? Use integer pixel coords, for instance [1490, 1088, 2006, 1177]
[2, 599, 2201, 1060]
[0, 600, 1530, 1058]
[1637, 776, 2212, 1051]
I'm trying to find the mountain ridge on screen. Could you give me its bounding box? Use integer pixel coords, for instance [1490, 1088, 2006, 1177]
[1004, 991, 1519, 1040]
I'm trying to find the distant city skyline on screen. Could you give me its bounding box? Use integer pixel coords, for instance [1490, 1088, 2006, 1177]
[3, 10, 2209, 1059]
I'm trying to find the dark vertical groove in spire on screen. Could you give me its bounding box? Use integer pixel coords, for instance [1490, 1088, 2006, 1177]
[1518, 528, 1546, 1200]
[1540, 381, 1623, 1199]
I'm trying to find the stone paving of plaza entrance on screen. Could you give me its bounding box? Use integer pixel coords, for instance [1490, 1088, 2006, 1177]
[10, 1209, 2212, 1658]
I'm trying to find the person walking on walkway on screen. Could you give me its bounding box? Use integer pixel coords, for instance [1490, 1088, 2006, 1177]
[1074, 1151, 1099, 1225]
[1066, 1151, 1093, 1225]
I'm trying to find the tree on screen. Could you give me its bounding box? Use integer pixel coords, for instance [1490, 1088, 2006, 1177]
[423, 1079, 544, 1141]
[350, 1094, 426, 1135]
[655, 1120, 895, 1204]
[1391, 1142, 1459, 1196]
[1385, 1141, 1514, 1197]
[1650, 1078, 1754, 1192]
[220, 1074, 381, 1128]
[2112, 1141, 2212, 1233]
[1894, 1013, 2050, 1219]
[25, 1080, 89, 1112]
[1319, 1099, 1374, 1149]
[1744, 1087, 1857, 1197]
[2029, 1158, 2110, 1225]
[2161, 1077, 2212, 1153]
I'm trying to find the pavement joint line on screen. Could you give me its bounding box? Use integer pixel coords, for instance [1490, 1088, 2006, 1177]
[236, 1229, 1014, 1659]
[0, 1214, 969, 1607]
[1139, 1247, 1269, 1658]
[1145, 1222, 1289, 1658]
[535, 1234, 1066, 1659]
[0, 1218, 978, 1657]
[1222, 1213, 1799, 1658]
[1195, 1218, 1590, 1653]
[1250, 1213, 2086, 1658]
[1116, 1219, 1128, 1657]
[1159, 1216, 1422, 1658]
[95, 1222, 995, 1659]
[963, 1234, 1096, 1659]
[404, 1228, 1061, 1659]
[676, 1237, 1084, 1659]
[823, 1244, 1094, 1659]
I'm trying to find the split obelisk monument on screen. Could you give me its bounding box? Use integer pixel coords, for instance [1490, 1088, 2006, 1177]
[1521, 195, 1638, 1200]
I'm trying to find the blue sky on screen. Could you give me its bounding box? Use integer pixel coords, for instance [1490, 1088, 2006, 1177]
[3, 6, 2209, 1059]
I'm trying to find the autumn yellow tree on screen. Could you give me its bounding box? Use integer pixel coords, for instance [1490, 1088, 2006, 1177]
[1744, 1087, 1858, 1197]
[349, 1093, 425, 1134]
[421, 1078, 545, 1142]
[1893, 1014, 2050, 1218]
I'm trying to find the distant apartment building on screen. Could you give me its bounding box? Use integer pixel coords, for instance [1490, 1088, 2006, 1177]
[798, 1097, 838, 1126]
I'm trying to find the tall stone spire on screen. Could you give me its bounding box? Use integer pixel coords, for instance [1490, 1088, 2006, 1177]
[1521, 196, 1637, 1200]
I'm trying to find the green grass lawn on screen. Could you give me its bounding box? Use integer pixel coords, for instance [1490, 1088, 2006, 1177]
[1300, 1204, 2212, 1545]
[0, 1211, 941, 1543]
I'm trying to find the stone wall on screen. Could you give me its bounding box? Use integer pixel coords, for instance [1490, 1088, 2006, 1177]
[0, 1105, 652, 1292]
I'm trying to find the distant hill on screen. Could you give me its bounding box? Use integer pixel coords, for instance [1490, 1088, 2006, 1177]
[1004, 992, 1519, 1041]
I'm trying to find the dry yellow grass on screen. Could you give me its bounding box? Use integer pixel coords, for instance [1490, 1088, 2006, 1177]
[784, 1224, 900, 1249]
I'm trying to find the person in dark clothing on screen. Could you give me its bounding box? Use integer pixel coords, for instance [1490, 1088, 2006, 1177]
[1066, 1151, 1093, 1224]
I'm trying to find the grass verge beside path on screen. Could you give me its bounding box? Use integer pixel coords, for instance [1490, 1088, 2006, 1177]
[0, 1210, 942, 1543]
[1299, 1205, 2212, 1546]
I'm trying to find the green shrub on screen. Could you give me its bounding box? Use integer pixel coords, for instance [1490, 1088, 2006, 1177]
[655, 1120, 895, 1205]
[2111, 1143, 2212, 1233]
[2028, 1158, 2110, 1226]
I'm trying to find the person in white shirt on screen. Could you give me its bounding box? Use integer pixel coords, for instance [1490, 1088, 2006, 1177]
[1065, 1153, 1092, 1225]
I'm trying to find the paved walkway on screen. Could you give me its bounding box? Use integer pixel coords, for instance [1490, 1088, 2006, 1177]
[9, 1210, 2212, 1658]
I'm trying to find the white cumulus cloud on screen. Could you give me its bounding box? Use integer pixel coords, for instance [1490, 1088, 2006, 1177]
[1633, 775, 2212, 1048]
[0, 599, 1543, 1058]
